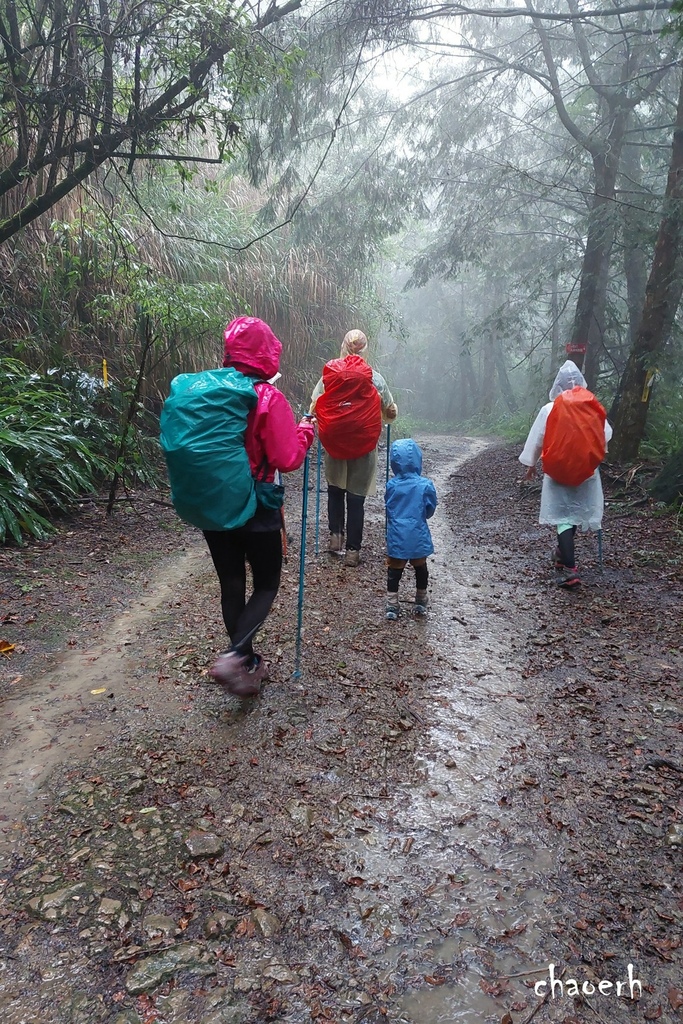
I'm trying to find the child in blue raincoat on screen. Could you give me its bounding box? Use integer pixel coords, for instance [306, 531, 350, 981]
[384, 438, 437, 620]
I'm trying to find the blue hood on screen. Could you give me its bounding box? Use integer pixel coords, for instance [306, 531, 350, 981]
[390, 438, 423, 476]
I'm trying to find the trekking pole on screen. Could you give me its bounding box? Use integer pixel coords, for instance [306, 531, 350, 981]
[293, 445, 311, 680]
[598, 528, 603, 571]
[385, 422, 391, 538]
[315, 434, 321, 556]
[233, 620, 265, 656]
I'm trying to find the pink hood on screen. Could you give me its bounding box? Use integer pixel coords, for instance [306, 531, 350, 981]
[223, 317, 281, 380]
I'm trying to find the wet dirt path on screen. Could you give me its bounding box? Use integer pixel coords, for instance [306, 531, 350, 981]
[346, 436, 563, 1022]
[0, 547, 207, 866]
[390, 439, 546, 1019]
[1, 434, 656, 1024]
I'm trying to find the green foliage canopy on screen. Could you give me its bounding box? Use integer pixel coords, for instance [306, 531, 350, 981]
[0, 0, 302, 244]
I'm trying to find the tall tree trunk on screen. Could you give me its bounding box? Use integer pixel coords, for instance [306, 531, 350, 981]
[457, 348, 466, 419]
[455, 348, 468, 421]
[494, 338, 517, 413]
[569, 135, 625, 387]
[526, 4, 669, 387]
[480, 331, 495, 418]
[550, 261, 561, 371]
[623, 242, 649, 366]
[621, 142, 649, 357]
[455, 282, 474, 420]
[460, 345, 478, 418]
[480, 277, 499, 417]
[582, 228, 613, 388]
[609, 72, 683, 462]
[106, 315, 155, 514]
[446, 354, 461, 422]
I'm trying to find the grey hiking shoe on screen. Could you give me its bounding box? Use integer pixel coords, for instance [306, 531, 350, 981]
[344, 548, 360, 567]
[329, 533, 344, 553]
[557, 566, 580, 589]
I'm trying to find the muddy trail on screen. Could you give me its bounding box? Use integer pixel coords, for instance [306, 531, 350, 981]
[0, 436, 681, 1024]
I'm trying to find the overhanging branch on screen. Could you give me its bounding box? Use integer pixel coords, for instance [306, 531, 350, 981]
[110, 152, 226, 163]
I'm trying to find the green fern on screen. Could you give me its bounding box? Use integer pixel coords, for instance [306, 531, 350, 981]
[0, 359, 112, 543]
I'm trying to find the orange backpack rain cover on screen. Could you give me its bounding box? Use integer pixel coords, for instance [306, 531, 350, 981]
[316, 355, 382, 461]
[542, 386, 607, 487]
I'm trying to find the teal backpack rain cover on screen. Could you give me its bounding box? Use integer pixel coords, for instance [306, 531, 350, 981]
[160, 368, 258, 531]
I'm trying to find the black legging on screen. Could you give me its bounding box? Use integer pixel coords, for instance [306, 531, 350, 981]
[328, 485, 365, 550]
[203, 528, 282, 657]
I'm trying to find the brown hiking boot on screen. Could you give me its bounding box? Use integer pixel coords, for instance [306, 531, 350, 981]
[234, 655, 268, 697]
[329, 533, 343, 553]
[210, 651, 249, 688]
[210, 652, 267, 698]
[343, 548, 360, 567]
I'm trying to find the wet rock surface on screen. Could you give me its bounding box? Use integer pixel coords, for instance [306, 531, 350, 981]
[0, 438, 680, 1023]
[124, 942, 216, 994]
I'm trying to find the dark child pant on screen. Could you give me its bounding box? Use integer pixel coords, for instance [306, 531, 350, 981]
[386, 556, 428, 593]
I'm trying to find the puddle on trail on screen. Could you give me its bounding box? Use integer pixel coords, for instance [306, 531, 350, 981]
[0, 546, 206, 867]
[339, 437, 563, 1022]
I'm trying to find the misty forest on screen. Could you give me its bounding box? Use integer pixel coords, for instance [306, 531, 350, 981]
[1, 2, 683, 1024]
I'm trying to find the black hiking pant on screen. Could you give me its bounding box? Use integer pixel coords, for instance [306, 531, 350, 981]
[328, 485, 365, 550]
[557, 524, 578, 568]
[203, 527, 282, 657]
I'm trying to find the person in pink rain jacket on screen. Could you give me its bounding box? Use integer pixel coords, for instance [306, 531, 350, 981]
[207, 317, 314, 697]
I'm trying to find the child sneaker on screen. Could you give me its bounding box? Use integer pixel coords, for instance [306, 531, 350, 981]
[385, 595, 399, 621]
[413, 590, 429, 616]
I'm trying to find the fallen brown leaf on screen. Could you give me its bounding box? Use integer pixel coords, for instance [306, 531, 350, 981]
[669, 989, 683, 1011]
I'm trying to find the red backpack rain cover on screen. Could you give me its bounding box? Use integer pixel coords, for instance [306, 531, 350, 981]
[316, 355, 382, 461]
[542, 386, 607, 487]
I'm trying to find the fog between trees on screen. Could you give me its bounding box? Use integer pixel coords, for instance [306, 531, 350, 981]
[2, 0, 683, 484]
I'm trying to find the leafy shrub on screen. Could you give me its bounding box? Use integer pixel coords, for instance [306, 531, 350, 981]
[641, 384, 683, 457]
[0, 358, 111, 543]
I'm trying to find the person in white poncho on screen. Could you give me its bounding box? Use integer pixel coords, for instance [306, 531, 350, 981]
[519, 360, 613, 588]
